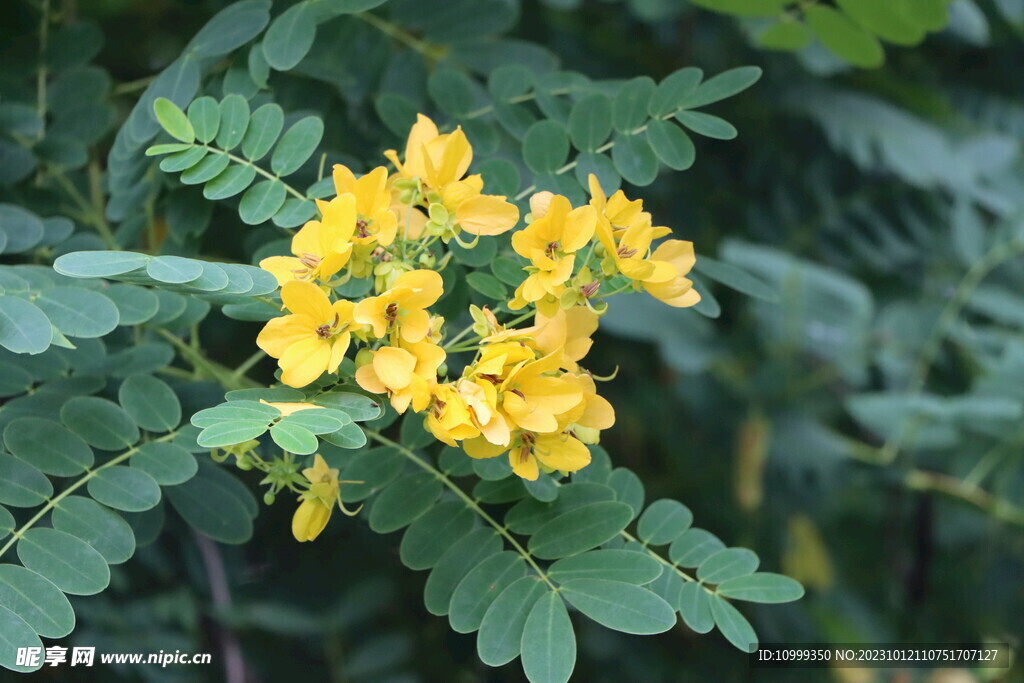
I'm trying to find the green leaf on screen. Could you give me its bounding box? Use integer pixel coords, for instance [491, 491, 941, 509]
[524, 474, 559, 502]
[611, 132, 658, 186]
[549, 549, 663, 585]
[645, 119, 695, 171]
[368, 472, 442, 534]
[477, 577, 548, 667]
[681, 66, 762, 109]
[805, 5, 884, 68]
[694, 255, 778, 302]
[0, 454, 52, 507]
[187, 96, 220, 143]
[17, 528, 109, 596]
[488, 63, 534, 101]
[146, 255, 204, 284]
[88, 466, 161, 512]
[0, 205, 44, 253]
[271, 116, 323, 176]
[675, 111, 737, 140]
[0, 297, 51, 354]
[697, 548, 759, 584]
[263, 2, 317, 71]
[192, 400, 280, 427]
[561, 578, 676, 634]
[569, 94, 613, 152]
[320, 421, 367, 449]
[506, 482, 615, 535]
[835, 0, 925, 46]
[757, 21, 812, 50]
[0, 565, 75, 638]
[716, 572, 805, 603]
[679, 582, 714, 633]
[423, 528, 502, 616]
[648, 67, 702, 118]
[52, 495, 136, 564]
[710, 595, 757, 652]
[131, 442, 197, 486]
[53, 250, 149, 278]
[145, 142, 194, 156]
[341, 447, 405, 502]
[473, 454, 513, 481]
[60, 396, 140, 451]
[204, 164, 257, 200]
[239, 180, 288, 225]
[529, 501, 633, 560]
[449, 551, 526, 633]
[279, 410, 348, 435]
[314, 390, 383, 421]
[375, 93, 419, 137]
[428, 67, 476, 117]
[118, 374, 181, 432]
[466, 272, 508, 300]
[104, 285, 159, 325]
[523, 120, 570, 174]
[179, 153, 231, 186]
[637, 499, 694, 545]
[241, 103, 285, 161]
[0, 605, 43, 673]
[670, 528, 726, 567]
[473, 476, 526, 504]
[166, 464, 254, 544]
[521, 592, 576, 683]
[4, 417, 94, 477]
[216, 94, 251, 150]
[159, 146, 207, 172]
[153, 97, 194, 143]
[187, 0, 271, 58]
[613, 76, 656, 133]
[34, 288, 118, 339]
[399, 501, 475, 570]
[268, 422, 317, 455]
[607, 467, 644, 519]
[196, 420, 270, 448]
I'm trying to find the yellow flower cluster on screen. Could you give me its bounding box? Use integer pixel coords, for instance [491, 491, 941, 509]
[253, 114, 701, 532]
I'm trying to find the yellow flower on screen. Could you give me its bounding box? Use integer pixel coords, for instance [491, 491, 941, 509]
[464, 430, 592, 481]
[385, 114, 519, 237]
[292, 454, 339, 542]
[425, 383, 480, 446]
[354, 269, 444, 343]
[642, 240, 701, 308]
[332, 165, 399, 246]
[260, 193, 358, 286]
[587, 173, 670, 246]
[259, 400, 325, 417]
[532, 307, 599, 372]
[385, 114, 472, 190]
[510, 194, 596, 310]
[256, 280, 358, 388]
[457, 377, 511, 447]
[499, 350, 584, 433]
[557, 372, 616, 443]
[354, 339, 446, 413]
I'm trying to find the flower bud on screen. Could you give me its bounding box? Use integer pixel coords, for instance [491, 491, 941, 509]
[355, 348, 373, 368]
[263, 491, 276, 506]
[529, 191, 554, 220]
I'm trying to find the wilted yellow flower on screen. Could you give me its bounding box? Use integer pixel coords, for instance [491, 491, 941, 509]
[292, 454, 339, 542]
[354, 269, 444, 343]
[510, 194, 596, 311]
[256, 281, 358, 388]
[332, 165, 399, 246]
[355, 338, 446, 413]
[260, 193, 358, 286]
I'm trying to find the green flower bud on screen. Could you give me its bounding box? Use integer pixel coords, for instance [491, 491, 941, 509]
[263, 491, 276, 505]
[437, 362, 448, 377]
[355, 348, 373, 368]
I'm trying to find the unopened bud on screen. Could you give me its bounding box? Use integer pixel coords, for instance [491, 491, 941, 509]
[263, 491, 276, 505]
[355, 348, 373, 368]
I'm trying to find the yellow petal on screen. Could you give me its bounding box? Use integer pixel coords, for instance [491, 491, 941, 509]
[456, 194, 520, 236]
[260, 256, 306, 286]
[355, 363, 387, 394]
[292, 499, 332, 542]
[281, 280, 332, 321]
[650, 239, 696, 275]
[400, 308, 431, 343]
[329, 332, 351, 373]
[373, 346, 417, 390]
[261, 400, 324, 417]
[394, 269, 444, 309]
[533, 434, 591, 473]
[257, 314, 317, 358]
[562, 205, 597, 253]
[279, 337, 332, 388]
[509, 448, 539, 481]
[464, 436, 508, 459]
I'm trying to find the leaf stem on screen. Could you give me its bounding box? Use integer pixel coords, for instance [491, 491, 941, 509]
[0, 431, 178, 560]
[365, 430, 558, 590]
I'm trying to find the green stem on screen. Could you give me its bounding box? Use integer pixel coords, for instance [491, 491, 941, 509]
[356, 12, 445, 62]
[905, 469, 1024, 527]
[231, 349, 267, 381]
[205, 147, 309, 202]
[365, 430, 558, 590]
[0, 431, 178, 560]
[155, 329, 260, 391]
